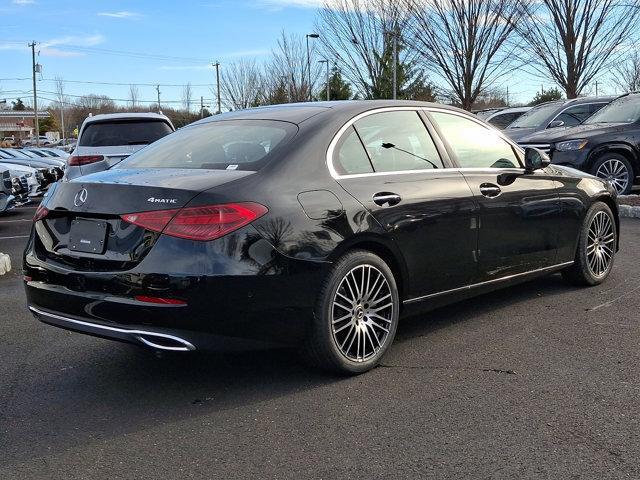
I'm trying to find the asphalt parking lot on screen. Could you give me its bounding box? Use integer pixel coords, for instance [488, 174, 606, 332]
[1, 204, 639, 479]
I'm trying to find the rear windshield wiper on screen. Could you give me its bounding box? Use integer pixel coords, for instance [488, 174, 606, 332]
[381, 142, 439, 169]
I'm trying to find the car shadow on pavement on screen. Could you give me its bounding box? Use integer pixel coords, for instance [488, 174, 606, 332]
[0, 272, 580, 468]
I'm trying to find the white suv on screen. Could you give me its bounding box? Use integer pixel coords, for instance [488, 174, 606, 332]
[65, 113, 175, 180]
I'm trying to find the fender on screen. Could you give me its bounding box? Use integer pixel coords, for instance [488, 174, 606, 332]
[587, 142, 640, 174]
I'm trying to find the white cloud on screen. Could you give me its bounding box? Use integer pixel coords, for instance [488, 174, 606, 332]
[12, 0, 36, 5]
[97, 11, 141, 18]
[0, 34, 106, 57]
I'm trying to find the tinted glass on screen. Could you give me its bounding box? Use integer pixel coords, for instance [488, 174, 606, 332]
[119, 120, 295, 171]
[585, 96, 640, 124]
[79, 120, 173, 147]
[334, 126, 373, 175]
[554, 104, 592, 127]
[431, 112, 520, 169]
[354, 111, 443, 172]
[508, 101, 564, 128]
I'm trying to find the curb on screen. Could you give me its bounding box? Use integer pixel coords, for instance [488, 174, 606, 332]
[618, 204, 640, 218]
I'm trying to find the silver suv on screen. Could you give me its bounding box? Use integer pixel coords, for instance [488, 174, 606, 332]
[65, 113, 175, 180]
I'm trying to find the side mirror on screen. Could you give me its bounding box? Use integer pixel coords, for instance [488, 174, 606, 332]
[548, 120, 565, 128]
[524, 147, 551, 171]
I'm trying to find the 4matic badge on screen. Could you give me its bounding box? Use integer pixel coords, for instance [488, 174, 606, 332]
[147, 197, 177, 204]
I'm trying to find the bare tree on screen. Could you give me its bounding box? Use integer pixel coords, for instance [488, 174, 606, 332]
[181, 83, 193, 111]
[220, 59, 262, 110]
[317, 0, 417, 99]
[519, 0, 640, 99]
[612, 50, 640, 93]
[407, 0, 524, 110]
[128, 84, 139, 109]
[263, 31, 321, 103]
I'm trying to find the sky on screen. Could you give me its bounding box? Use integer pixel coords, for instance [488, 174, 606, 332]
[0, 0, 620, 110]
[0, 0, 324, 109]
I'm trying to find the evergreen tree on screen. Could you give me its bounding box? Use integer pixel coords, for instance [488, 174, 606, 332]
[529, 88, 563, 106]
[12, 98, 25, 111]
[316, 66, 353, 101]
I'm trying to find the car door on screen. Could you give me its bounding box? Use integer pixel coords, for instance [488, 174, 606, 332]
[428, 109, 562, 282]
[330, 109, 479, 298]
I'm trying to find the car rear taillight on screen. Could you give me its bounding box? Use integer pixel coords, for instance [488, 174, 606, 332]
[68, 155, 105, 166]
[121, 202, 268, 241]
[134, 295, 187, 305]
[33, 205, 49, 222]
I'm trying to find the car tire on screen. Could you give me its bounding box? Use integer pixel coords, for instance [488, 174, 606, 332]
[562, 201, 616, 286]
[302, 250, 400, 375]
[591, 153, 633, 195]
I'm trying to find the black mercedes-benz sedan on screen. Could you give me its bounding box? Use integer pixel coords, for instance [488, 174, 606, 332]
[24, 101, 619, 374]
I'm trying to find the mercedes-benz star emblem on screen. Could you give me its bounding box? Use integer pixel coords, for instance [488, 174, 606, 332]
[74, 188, 88, 207]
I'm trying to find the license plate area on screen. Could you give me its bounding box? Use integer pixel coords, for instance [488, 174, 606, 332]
[68, 218, 108, 254]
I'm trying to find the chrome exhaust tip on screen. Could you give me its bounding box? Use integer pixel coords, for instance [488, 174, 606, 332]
[29, 306, 196, 352]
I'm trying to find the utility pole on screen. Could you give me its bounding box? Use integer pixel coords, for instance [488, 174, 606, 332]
[595, 80, 599, 96]
[506, 86, 509, 107]
[213, 62, 221, 114]
[60, 98, 65, 141]
[29, 41, 39, 147]
[155, 85, 161, 113]
[201, 96, 204, 118]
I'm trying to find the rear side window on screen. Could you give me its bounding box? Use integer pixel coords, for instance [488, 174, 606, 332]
[353, 111, 443, 172]
[119, 120, 296, 171]
[334, 127, 373, 175]
[79, 120, 173, 147]
[488, 112, 521, 129]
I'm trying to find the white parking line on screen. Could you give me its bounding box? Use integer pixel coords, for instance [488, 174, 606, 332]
[0, 235, 29, 240]
[0, 219, 31, 223]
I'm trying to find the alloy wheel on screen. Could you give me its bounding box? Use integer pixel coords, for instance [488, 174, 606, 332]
[586, 211, 615, 278]
[595, 158, 629, 194]
[331, 264, 394, 362]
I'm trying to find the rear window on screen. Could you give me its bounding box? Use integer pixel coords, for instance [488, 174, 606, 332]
[79, 120, 173, 147]
[117, 120, 296, 171]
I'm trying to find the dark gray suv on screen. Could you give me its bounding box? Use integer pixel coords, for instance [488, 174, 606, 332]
[504, 96, 615, 143]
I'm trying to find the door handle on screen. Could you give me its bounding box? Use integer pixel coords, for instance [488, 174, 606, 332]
[479, 183, 501, 198]
[373, 192, 402, 207]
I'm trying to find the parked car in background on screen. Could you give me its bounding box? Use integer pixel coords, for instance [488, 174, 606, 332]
[484, 106, 532, 130]
[0, 162, 43, 197]
[504, 96, 615, 142]
[65, 113, 175, 180]
[474, 108, 504, 120]
[518, 92, 640, 194]
[0, 168, 17, 213]
[25, 100, 619, 374]
[0, 149, 64, 187]
[35, 148, 70, 160]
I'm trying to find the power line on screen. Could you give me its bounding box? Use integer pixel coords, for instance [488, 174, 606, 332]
[0, 77, 214, 88]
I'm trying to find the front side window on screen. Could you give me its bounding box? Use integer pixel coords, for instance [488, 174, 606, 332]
[431, 111, 520, 169]
[353, 111, 443, 172]
[553, 104, 592, 127]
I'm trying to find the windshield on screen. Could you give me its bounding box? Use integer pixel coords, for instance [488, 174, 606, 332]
[117, 120, 297, 171]
[79, 119, 173, 147]
[585, 96, 640, 124]
[508, 102, 563, 128]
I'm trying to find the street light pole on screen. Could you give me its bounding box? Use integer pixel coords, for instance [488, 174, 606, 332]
[392, 33, 397, 100]
[318, 59, 329, 101]
[306, 33, 319, 102]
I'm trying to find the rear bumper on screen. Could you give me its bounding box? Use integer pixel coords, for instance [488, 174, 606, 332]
[24, 226, 329, 347]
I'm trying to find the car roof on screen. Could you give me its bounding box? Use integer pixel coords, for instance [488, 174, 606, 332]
[194, 100, 468, 126]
